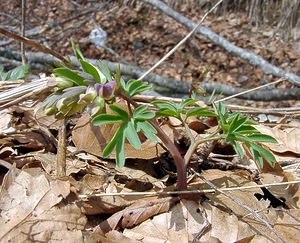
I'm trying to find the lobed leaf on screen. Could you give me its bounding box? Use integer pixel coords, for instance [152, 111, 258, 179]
[125, 120, 141, 150]
[92, 114, 124, 126]
[109, 105, 128, 120]
[136, 121, 157, 143]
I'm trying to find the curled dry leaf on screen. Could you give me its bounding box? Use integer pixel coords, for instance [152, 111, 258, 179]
[93, 196, 179, 236]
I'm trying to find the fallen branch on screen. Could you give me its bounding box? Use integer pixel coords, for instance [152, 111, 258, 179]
[144, 0, 300, 86]
[1, 48, 300, 101]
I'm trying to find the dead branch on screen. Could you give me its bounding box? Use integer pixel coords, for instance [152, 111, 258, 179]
[144, 0, 300, 86]
[1, 48, 300, 101]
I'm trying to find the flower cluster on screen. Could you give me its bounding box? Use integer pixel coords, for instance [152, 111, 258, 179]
[43, 75, 117, 119]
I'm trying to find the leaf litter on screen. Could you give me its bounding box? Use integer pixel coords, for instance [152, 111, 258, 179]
[1, 99, 300, 242]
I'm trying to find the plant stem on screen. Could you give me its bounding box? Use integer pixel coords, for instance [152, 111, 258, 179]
[184, 134, 224, 165]
[118, 92, 187, 190]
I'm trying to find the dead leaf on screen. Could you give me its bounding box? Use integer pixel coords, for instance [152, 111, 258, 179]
[93, 196, 179, 236]
[0, 168, 86, 242]
[255, 125, 300, 155]
[260, 172, 300, 208]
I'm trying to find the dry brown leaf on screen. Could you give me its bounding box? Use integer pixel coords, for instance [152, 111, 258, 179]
[260, 172, 300, 208]
[0, 168, 86, 242]
[255, 125, 300, 155]
[93, 196, 179, 236]
[79, 181, 133, 215]
[34, 152, 88, 176]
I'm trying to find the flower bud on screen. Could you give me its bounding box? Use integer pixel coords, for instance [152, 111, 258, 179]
[98, 81, 116, 100]
[48, 76, 74, 89]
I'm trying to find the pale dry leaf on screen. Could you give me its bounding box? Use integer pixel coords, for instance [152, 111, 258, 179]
[259, 172, 300, 208]
[274, 209, 300, 242]
[0, 168, 85, 242]
[255, 125, 300, 155]
[0, 109, 12, 133]
[93, 196, 179, 236]
[123, 199, 209, 242]
[79, 181, 132, 215]
[34, 152, 88, 176]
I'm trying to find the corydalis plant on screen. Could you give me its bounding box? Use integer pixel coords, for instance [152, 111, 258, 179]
[43, 42, 277, 191]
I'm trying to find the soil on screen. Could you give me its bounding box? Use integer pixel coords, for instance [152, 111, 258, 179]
[1, 0, 300, 107]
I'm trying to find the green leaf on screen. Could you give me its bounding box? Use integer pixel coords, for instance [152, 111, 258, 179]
[156, 108, 179, 118]
[228, 115, 248, 134]
[71, 40, 85, 61]
[54, 68, 86, 86]
[213, 102, 226, 126]
[247, 134, 277, 143]
[6, 65, 30, 80]
[136, 121, 157, 143]
[133, 105, 155, 120]
[186, 107, 216, 118]
[232, 141, 244, 158]
[133, 105, 148, 116]
[250, 143, 276, 165]
[125, 79, 150, 97]
[152, 100, 177, 111]
[116, 130, 126, 167]
[109, 105, 128, 120]
[250, 146, 264, 168]
[92, 114, 123, 126]
[125, 120, 141, 150]
[80, 59, 101, 82]
[177, 98, 197, 112]
[103, 125, 124, 158]
[235, 125, 258, 134]
[97, 61, 113, 81]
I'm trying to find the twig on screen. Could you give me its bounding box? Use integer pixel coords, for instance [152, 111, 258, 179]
[139, 0, 223, 80]
[0, 27, 69, 65]
[216, 78, 285, 103]
[77, 180, 300, 198]
[21, 0, 26, 65]
[56, 118, 67, 177]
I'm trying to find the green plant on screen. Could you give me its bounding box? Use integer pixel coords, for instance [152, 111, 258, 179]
[0, 64, 30, 81]
[43, 42, 277, 191]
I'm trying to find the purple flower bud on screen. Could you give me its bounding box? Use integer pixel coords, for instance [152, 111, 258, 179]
[98, 81, 116, 100]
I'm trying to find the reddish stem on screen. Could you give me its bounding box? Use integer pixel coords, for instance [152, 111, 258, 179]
[118, 91, 187, 190]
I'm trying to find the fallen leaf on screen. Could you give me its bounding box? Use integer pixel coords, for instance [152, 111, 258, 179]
[0, 168, 86, 242]
[93, 196, 179, 236]
[255, 125, 300, 155]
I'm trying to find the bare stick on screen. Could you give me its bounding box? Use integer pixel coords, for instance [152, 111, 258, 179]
[216, 78, 285, 103]
[0, 27, 69, 65]
[138, 0, 224, 80]
[21, 0, 26, 65]
[56, 118, 67, 177]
